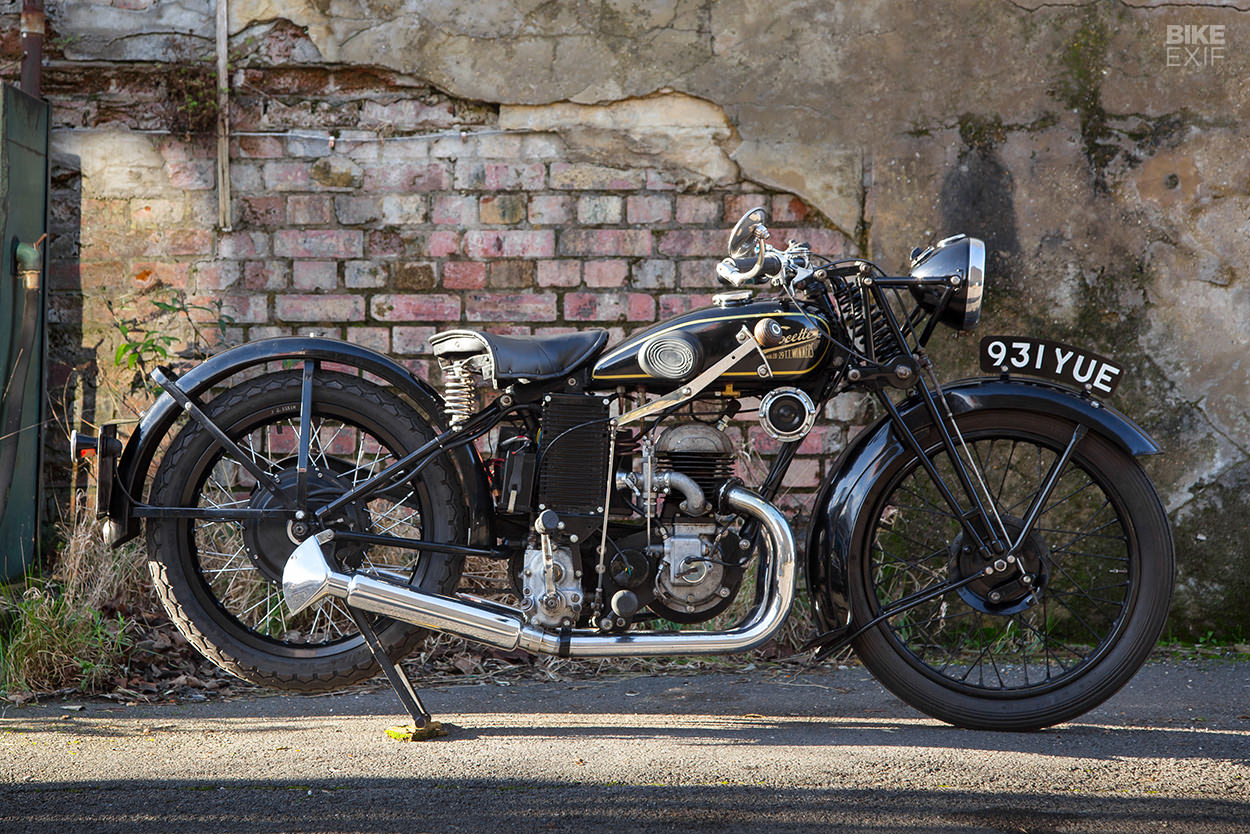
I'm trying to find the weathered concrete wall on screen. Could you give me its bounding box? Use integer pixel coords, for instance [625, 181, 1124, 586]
[6, 0, 1248, 633]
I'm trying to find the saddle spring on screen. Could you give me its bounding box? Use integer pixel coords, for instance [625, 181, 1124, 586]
[439, 357, 478, 431]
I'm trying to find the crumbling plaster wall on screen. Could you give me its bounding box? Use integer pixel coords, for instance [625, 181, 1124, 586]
[35, 0, 1250, 632]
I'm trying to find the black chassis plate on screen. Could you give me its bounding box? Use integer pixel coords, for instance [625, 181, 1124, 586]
[978, 336, 1124, 397]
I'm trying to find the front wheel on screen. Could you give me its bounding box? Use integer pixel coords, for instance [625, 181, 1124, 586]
[849, 410, 1174, 731]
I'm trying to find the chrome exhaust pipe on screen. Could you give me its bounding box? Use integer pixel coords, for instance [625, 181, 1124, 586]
[282, 485, 795, 657]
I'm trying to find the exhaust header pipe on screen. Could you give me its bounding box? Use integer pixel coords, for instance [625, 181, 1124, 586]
[283, 485, 795, 658]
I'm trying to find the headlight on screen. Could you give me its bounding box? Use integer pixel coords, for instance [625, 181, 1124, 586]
[909, 235, 986, 331]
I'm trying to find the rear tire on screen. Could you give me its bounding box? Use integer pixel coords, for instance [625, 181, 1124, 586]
[147, 370, 464, 692]
[849, 410, 1173, 730]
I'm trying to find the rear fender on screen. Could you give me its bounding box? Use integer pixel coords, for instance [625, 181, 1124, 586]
[107, 337, 492, 548]
[805, 377, 1160, 633]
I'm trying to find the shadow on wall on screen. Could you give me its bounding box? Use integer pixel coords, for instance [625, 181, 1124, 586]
[939, 146, 1020, 288]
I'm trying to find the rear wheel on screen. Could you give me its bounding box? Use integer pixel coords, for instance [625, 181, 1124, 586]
[849, 410, 1173, 730]
[147, 370, 464, 691]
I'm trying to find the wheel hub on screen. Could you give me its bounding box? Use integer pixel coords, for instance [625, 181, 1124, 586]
[950, 516, 1050, 616]
[241, 463, 371, 583]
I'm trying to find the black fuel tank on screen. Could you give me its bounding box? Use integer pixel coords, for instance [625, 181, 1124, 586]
[591, 298, 832, 391]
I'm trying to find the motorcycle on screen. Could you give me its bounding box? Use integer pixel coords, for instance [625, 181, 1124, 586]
[73, 207, 1174, 732]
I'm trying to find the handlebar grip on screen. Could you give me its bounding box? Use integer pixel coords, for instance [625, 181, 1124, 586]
[731, 254, 783, 277]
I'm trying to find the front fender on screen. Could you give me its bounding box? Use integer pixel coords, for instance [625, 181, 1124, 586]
[805, 377, 1160, 633]
[107, 337, 492, 548]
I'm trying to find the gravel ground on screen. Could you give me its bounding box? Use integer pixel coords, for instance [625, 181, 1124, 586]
[1, 657, 1247, 833]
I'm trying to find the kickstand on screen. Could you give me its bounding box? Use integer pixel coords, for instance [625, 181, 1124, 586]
[347, 607, 443, 737]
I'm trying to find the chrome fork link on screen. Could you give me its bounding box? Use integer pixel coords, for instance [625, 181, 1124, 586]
[439, 357, 477, 431]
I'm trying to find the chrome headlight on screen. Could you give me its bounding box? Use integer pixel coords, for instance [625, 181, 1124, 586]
[909, 235, 986, 332]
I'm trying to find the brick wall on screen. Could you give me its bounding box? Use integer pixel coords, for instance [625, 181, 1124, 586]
[37, 56, 862, 513]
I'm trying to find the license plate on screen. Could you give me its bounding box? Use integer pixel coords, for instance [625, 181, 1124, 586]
[978, 336, 1124, 396]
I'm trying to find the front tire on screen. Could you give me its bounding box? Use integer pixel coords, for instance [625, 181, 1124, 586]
[849, 411, 1173, 731]
[147, 370, 464, 692]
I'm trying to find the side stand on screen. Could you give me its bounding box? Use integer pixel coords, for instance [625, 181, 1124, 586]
[347, 607, 444, 737]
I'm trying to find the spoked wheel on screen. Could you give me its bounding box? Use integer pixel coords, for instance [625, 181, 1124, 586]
[849, 410, 1173, 730]
[147, 369, 464, 691]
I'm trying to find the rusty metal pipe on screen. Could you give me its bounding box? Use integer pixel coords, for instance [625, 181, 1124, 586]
[20, 0, 44, 98]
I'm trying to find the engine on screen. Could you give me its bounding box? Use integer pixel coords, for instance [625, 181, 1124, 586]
[497, 393, 745, 630]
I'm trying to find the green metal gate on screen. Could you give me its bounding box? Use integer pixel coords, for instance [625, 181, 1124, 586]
[0, 84, 51, 581]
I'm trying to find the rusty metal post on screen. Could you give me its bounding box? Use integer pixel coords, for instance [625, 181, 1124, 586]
[19, 0, 44, 98]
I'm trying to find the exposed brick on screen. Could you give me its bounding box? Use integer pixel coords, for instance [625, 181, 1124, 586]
[287, 194, 334, 225]
[218, 231, 269, 259]
[334, 195, 382, 225]
[675, 195, 720, 224]
[583, 260, 628, 288]
[657, 229, 724, 257]
[310, 156, 364, 189]
[362, 161, 451, 192]
[244, 260, 290, 290]
[195, 294, 268, 323]
[480, 193, 527, 225]
[130, 198, 184, 228]
[273, 229, 363, 259]
[346, 326, 390, 353]
[191, 260, 238, 292]
[528, 195, 571, 225]
[238, 195, 285, 227]
[465, 292, 557, 322]
[392, 325, 438, 355]
[166, 229, 213, 256]
[724, 193, 770, 221]
[564, 292, 654, 321]
[627, 194, 672, 224]
[236, 135, 285, 159]
[658, 293, 714, 317]
[381, 194, 427, 224]
[678, 258, 721, 288]
[165, 160, 215, 190]
[797, 425, 841, 455]
[426, 230, 461, 258]
[367, 229, 404, 257]
[228, 162, 264, 192]
[455, 160, 546, 191]
[431, 194, 477, 226]
[393, 262, 436, 291]
[577, 195, 623, 225]
[344, 260, 386, 288]
[371, 294, 462, 321]
[263, 161, 312, 191]
[559, 229, 652, 257]
[550, 163, 644, 190]
[276, 294, 365, 322]
[292, 260, 338, 291]
[442, 261, 487, 289]
[465, 229, 554, 259]
[359, 99, 456, 130]
[631, 259, 677, 289]
[773, 226, 845, 256]
[537, 259, 580, 287]
[488, 260, 534, 288]
[772, 195, 810, 223]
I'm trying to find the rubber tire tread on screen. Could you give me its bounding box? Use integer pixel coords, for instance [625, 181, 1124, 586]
[849, 411, 1174, 731]
[147, 370, 464, 692]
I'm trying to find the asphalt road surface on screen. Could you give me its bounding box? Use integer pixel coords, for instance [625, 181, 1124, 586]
[2, 658, 1247, 833]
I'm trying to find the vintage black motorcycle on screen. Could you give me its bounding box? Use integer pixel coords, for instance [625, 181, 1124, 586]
[75, 208, 1174, 731]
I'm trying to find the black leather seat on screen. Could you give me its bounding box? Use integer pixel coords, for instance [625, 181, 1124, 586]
[429, 328, 608, 385]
